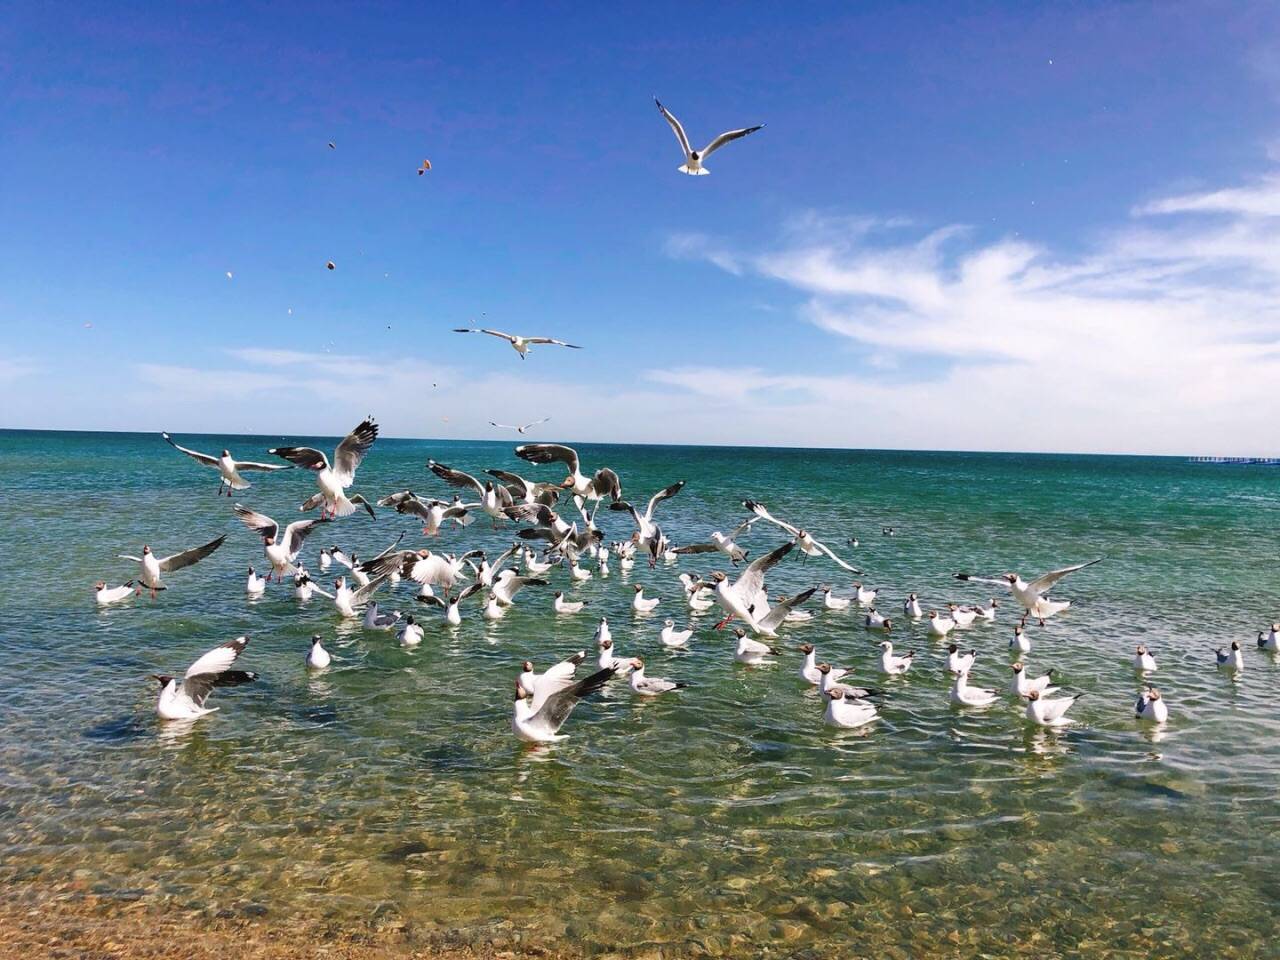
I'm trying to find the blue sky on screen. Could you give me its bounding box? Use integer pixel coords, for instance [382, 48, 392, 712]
[4, 1, 1280, 453]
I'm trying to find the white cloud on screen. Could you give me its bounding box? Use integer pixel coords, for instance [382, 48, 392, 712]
[661, 168, 1280, 455]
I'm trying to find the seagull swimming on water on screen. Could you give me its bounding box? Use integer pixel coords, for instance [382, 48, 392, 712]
[151, 636, 254, 721]
[654, 98, 764, 176]
[161, 432, 291, 496]
[824, 689, 879, 729]
[1135, 686, 1168, 724]
[118, 535, 227, 599]
[627, 658, 686, 697]
[453, 327, 581, 360]
[95, 581, 135, 605]
[269, 416, 379, 518]
[1024, 689, 1083, 728]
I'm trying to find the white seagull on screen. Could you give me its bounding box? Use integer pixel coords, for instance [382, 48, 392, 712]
[660, 619, 693, 647]
[454, 327, 581, 360]
[246, 566, 266, 596]
[632, 585, 661, 613]
[927, 611, 956, 638]
[268, 416, 379, 518]
[1215, 641, 1244, 673]
[733, 628, 778, 665]
[1135, 687, 1168, 724]
[628, 658, 686, 697]
[654, 97, 764, 176]
[950, 670, 998, 707]
[673, 516, 758, 566]
[1133, 644, 1157, 673]
[490, 417, 551, 434]
[161, 433, 291, 497]
[94, 581, 135, 605]
[903, 593, 923, 619]
[1024, 689, 1083, 728]
[743, 500, 860, 573]
[816, 663, 881, 701]
[233, 505, 328, 583]
[118, 535, 227, 599]
[1009, 662, 1057, 698]
[878, 641, 913, 676]
[946, 644, 976, 676]
[1259, 624, 1280, 652]
[306, 635, 331, 670]
[703, 541, 795, 636]
[553, 591, 588, 614]
[824, 689, 879, 729]
[332, 574, 387, 618]
[151, 636, 253, 721]
[397, 616, 425, 647]
[517, 651, 590, 712]
[1010, 624, 1031, 655]
[955, 559, 1103, 624]
[514, 443, 621, 503]
[822, 587, 851, 611]
[610, 481, 686, 548]
[416, 582, 484, 626]
[512, 666, 615, 743]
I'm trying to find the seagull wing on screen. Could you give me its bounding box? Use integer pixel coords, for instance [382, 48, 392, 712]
[591, 467, 622, 501]
[161, 433, 218, 467]
[530, 666, 615, 736]
[654, 98, 692, 156]
[232, 460, 292, 472]
[733, 541, 795, 604]
[353, 573, 390, 601]
[158, 534, 227, 572]
[644, 480, 685, 520]
[742, 499, 799, 537]
[954, 573, 1008, 587]
[521, 417, 551, 430]
[728, 515, 761, 540]
[282, 517, 329, 557]
[269, 445, 330, 471]
[233, 504, 280, 542]
[486, 469, 535, 500]
[700, 123, 764, 159]
[181, 636, 250, 706]
[1026, 559, 1105, 596]
[524, 337, 581, 348]
[515, 443, 580, 475]
[607, 500, 642, 529]
[810, 536, 861, 574]
[428, 460, 486, 496]
[673, 542, 718, 555]
[759, 587, 817, 631]
[454, 327, 517, 343]
[331, 417, 378, 487]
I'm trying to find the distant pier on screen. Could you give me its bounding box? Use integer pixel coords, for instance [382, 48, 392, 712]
[1188, 456, 1280, 465]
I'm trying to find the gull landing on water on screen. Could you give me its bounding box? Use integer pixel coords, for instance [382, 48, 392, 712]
[118, 535, 227, 599]
[512, 667, 616, 743]
[955, 559, 1104, 625]
[162, 433, 291, 496]
[269, 417, 379, 519]
[152, 636, 254, 721]
[654, 98, 764, 176]
[453, 327, 581, 359]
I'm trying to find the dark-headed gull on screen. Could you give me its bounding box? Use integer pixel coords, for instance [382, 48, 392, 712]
[955, 559, 1104, 625]
[152, 636, 254, 721]
[733, 627, 777, 665]
[1024, 689, 1083, 727]
[428, 460, 514, 525]
[878, 640, 913, 675]
[233, 505, 329, 583]
[672, 516, 758, 566]
[824, 689, 879, 729]
[1135, 687, 1168, 723]
[95, 581, 135, 605]
[161, 432, 291, 497]
[1010, 662, 1057, 698]
[453, 327, 581, 360]
[118, 535, 226, 598]
[703, 541, 795, 635]
[490, 417, 550, 434]
[1215, 642, 1244, 673]
[514, 443, 621, 503]
[269, 416, 379, 518]
[627, 659, 686, 696]
[742, 500, 860, 573]
[654, 98, 763, 176]
[1133, 644, 1157, 672]
[609, 481, 686, 550]
[306, 635, 331, 670]
[518, 651, 589, 712]
[950, 670, 998, 707]
[512, 666, 615, 743]
[416, 582, 484, 626]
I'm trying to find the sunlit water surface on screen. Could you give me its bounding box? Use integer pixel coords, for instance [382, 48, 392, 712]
[2, 430, 1279, 955]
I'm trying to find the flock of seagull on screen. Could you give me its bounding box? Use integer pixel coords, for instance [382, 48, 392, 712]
[93, 413, 1276, 742]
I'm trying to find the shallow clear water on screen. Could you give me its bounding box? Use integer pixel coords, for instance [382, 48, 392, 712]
[2, 430, 1279, 955]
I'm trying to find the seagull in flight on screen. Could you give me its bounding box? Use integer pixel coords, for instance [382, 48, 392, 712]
[232, 505, 329, 582]
[701, 541, 796, 636]
[118, 535, 227, 598]
[161, 433, 291, 496]
[673, 516, 759, 566]
[453, 327, 581, 360]
[654, 98, 764, 176]
[742, 500, 861, 573]
[955, 559, 1104, 624]
[151, 636, 255, 721]
[512, 666, 616, 743]
[515, 443, 621, 503]
[609, 480, 686, 549]
[269, 416, 379, 518]
[490, 417, 551, 434]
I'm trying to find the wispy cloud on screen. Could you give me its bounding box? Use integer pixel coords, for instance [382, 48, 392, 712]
[661, 167, 1280, 454]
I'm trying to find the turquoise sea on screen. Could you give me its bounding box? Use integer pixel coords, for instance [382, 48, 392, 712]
[2, 429, 1279, 956]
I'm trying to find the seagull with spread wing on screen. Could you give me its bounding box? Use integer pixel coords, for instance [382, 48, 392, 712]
[453, 327, 581, 359]
[742, 500, 861, 573]
[512, 666, 616, 743]
[268, 416, 378, 518]
[151, 636, 255, 721]
[955, 559, 1104, 625]
[515, 442, 621, 504]
[377, 490, 475, 536]
[654, 97, 764, 176]
[232, 504, 329, 582]
[161, 432, 291, 496]
[609, 480, 685, 550]
[118, 535, 227, 598]
[673, 515, 759, 566]
[701, 541, 796, 636]
[490, 417, 551, 434]
[428, 460, 515, 525]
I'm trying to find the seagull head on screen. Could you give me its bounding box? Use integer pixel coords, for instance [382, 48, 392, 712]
[631, 658, 644, 670]
[1026, 689, 1041, 702]
[94, 581, 106, 591]
[633, 584, 643, 593]
[882, 619, 893, 630]
[1003, 573, 1018, 583]
[221, 449, 231, 458]
[142, 546, 152, 555]
[664, 619, 674, 627]
[521, 661, 534, 673]
[1135, 644, 1148, 655]
[990, 599, 1000, 607]
[948, 644, 959, 654]
[799, 643, 814, 654]
[1148, 689, 1162, 701]
[710, 571, 727, 583]
[817, 662, 832, 675]
[1011, 662, 1024, 673]
[561, 477, 575, 488]
[733, 628, 747, 639]
[878, 640, 892, 652]
[826, 689, 844, 701]
[600, 638, 613, 650]
[149, 674, 173, 686]
[311, 635, 322, 645]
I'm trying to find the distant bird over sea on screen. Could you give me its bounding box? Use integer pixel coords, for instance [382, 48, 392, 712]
[452, 327, 581, 359]
[489, 417, 550, 434]
[161, 433, 291, 496]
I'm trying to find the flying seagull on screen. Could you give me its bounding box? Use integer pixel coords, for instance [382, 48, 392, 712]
[151, 636, 255, 721]
[514, 443, 621, 503]
[654, 98, 764, 176]
[955, 559, 1104, 624]
[161, 433, 291, 496]
[490, 417, 551, 434]
[269, 417, 379, 518]
[118, 535, 227, 598]
[512, 666, 616, 743]
[452, 327, 581, 359]
[232, 505, 329, 582]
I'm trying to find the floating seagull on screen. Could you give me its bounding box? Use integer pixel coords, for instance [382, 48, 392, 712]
[927, 611, 956, 637]
[733, 627, 777, 665]
[628, 658, 686, 697]
[294, 570, 327, 601]
[553, 591, 588, 614]
[1259, 624, 1280, 652]
[632, 585, 661, 613]
[417, 582, 484, 626]
[1135, 686, 1168, 724]
[94, 581, 135, 605]
[955, 559, 1103, 624]
[453, 327, 581, 360]
[703, 541, 795, 635]
[512, 666, 615, 743]
[332, 574, 387, 618]
[118, 535, 227, 598]
[824, 689, 879, 729]
[949, 604, 979, 628]
[854, 584, 879, 606]
[816, 663, 881, 701]
[1010, 624, 1031, 655]
[903, 593, 923, 619]
[1133, 644, 1157, 673]
[233, 505, 329, 582]
[864, 609, 892, 631]
[672, 516, 758, 566]
[654, 97, 763, 176]
[306, 635, 331, 670]
[269, 417, 379, 518]
[660, 619, 693, 647]
[490, 417, 551, 434]
[397, 616, 424, 647]
[518, 651, 590, 712]
[514, 443, 621, 503]
[594, 617, 612, 648]
[1024, 689, 1083, 727]
[822, 587, 851, 611]
[319, 548, 333, 571]
[950, 670, 998, 707]
[946, 644, 976, 675]
[161, 433, 291, 497]
[1009, 662, 1057, 698]
[878, 640, 913, 675]
[976, 600, 1000, 621]
[151, 636, 253, 721]
[246, 566, 266, 596]
[363, 600, 403, 631]
[1215, 641, 1244, 673]
[742, 500, 860, 573]
[798, 643, 845, 685]
[597, 637, 632, 673]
